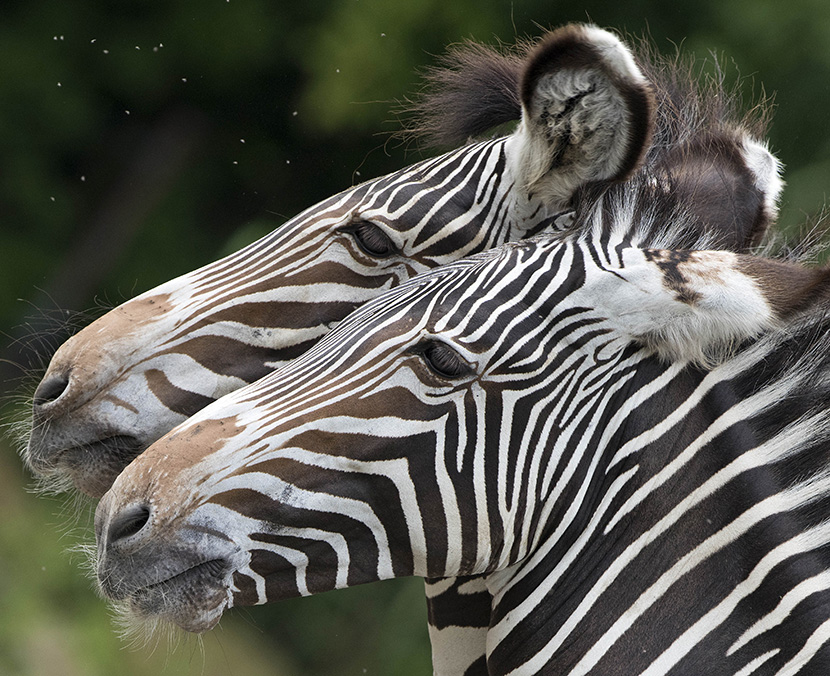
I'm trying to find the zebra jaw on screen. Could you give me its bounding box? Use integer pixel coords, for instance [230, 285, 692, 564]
[112, 559, 232, 635]
[26, 433, 143, 497]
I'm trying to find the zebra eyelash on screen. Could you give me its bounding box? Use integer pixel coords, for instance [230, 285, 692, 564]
[340, 220, 399, 258]
[416, 340, 475, 379]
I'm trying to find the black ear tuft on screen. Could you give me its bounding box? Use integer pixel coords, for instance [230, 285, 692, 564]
[397, 41, 524, 149]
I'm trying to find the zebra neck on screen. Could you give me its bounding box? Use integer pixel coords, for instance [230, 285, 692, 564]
[480, 327, 830, 673]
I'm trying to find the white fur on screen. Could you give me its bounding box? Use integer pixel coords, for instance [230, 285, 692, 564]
[741, 136, 785, 226]
[580, 25, 647, 84]
[587, 249, 775, 365]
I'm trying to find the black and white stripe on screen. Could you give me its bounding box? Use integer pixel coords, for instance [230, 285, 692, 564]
[94, 173, 830, 673]
[25, 24, 792, 676]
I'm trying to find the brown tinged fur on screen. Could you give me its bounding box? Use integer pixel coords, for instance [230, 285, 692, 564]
[738, 256, 830, 319]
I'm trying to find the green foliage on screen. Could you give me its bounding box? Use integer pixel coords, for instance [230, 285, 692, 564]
[2, 0, 830, 673]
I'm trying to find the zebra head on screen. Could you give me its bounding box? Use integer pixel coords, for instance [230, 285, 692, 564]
[25, 25, 781, 499]
[94, 176, 825, 668]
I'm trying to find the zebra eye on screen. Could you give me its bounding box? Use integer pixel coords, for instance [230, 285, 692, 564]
[419, 341, 472, 379]
[552, 210, 575, 232]
[345, 221, 397, 257]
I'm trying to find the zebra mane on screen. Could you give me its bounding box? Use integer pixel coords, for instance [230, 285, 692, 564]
[634, 37, 771, 156]
[396, 38, 525, 147]
[717, 298, 830, 507]
[398, 30, 771, 151]
[572, 176, 728, 253]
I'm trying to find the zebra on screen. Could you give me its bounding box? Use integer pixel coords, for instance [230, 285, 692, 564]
[93, 178, 830, 674]
[26, 27, 667, 671]
[29, 27, 780, 672]
[24, 25, 779, 500]
[33, 25, 782, 675]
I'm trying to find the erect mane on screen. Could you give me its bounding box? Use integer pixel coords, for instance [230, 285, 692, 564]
[397, 38, 525, 148]
[713, 294, 830, 518]
[397, 29, 772, 152]
[633, 36, 772, 156]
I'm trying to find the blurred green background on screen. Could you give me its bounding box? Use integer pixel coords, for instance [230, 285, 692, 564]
[2, 1, 830, 674]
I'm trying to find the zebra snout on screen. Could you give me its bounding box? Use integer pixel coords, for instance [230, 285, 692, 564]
[96, 498, 156, 599]
[106, 503, 153, 546]
[32, 371, 71, 411]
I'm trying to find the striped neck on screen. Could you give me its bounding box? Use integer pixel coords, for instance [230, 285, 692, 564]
[484, 319, 830, 673]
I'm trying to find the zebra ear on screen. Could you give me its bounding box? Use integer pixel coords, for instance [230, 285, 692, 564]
[655, 134, 784, 251]
[511, 24, 655, 207]
[598, 250, 830, 366]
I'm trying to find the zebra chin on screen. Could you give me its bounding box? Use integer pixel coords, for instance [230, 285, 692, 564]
[94, 488, 248, 634]
[97, 548, 241, 635]
[114, 559, 234, 635]
[25, 432, 144, 498]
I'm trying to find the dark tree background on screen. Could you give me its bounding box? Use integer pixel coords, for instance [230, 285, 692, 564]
[2, 1, 829, 674]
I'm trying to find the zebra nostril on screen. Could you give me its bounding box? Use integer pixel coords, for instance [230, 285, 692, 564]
[108, 504, 152, 544]
[32, 373, 71, 407]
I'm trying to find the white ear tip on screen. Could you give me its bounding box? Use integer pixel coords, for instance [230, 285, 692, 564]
[580, 25, 647, 83]
[741, 137, 785, 220]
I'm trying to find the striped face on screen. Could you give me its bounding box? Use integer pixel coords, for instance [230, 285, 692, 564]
[96, 216, 830, 673]
[95, 193, 818, 634]
[28, 139, 552, 495]
[25, 24, 671, 498]
[25, 24, 784, 502]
